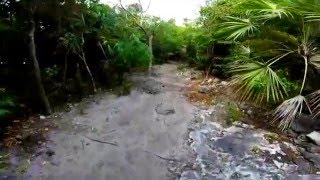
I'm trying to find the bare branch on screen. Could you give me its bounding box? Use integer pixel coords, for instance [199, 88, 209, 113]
[139, 0, 152, 13]
[118, 0, 149, 37]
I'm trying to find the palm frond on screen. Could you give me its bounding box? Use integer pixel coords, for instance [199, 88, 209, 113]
[0, 109, 11, 118]
[273, 95, 311, 131]
[243, 0, 292, 19]
[310, 54, 320, 69]
[263, 29, 298, 48]
[231, 61, 287, 103]
[293, 0, 320, 22]
[307, 90, 320, 118]
[215, 16, 258, 41]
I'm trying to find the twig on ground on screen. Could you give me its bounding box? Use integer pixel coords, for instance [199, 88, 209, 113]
[84, 136, 118, 147]
[143, 150, 178, 162]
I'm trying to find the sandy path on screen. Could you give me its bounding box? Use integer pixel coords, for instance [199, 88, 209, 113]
[24, 63, 195, 179]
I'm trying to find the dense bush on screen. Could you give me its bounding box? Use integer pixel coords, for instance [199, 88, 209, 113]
[114, 35, 151, 70]
[0, 0, 185, 116]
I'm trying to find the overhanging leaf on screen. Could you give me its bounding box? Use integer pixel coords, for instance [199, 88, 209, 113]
[307, 90, 320, 118]
[231, 61, 288, 103]
[215, 16, 258, 40]
[273, 95, 311, 131]
[310, 54, 320, 69]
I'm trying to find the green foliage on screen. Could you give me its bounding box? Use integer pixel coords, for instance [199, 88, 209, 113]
[153, 19, 184, 59]
[44, 65, 60, 79]
[228, 102, 243, 122]
[231, 61, 288, 103]
[197, 0, 320, 130]
[215, 16, 258, 40]
[0, 90, 15, 120]
[114, 35, 151, 70]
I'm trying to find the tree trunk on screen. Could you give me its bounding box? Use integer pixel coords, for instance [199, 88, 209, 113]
[97, 42, 108, 60]
[148, 35, 154, 72]
[79, 32, 96, 93]
[27, 18, 52, 115]
[78, 53, 97, 93]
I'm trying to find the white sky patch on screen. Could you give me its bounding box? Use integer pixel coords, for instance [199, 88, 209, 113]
[101, 0, 206, 25]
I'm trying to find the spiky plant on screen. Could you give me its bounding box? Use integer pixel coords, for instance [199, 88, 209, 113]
[215, 0, 320, 130]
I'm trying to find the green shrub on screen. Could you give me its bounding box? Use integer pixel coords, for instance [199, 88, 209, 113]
[114, 35, 151, 70]
[0, 89, 15, 120]
[228, 102, 243, 123]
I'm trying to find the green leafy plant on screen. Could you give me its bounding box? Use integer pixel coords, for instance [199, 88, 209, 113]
[114, 35, 151, 70]
[228, 102, 243, 123]
[212, 0, 320, 130]
[0, 89, 15, 119]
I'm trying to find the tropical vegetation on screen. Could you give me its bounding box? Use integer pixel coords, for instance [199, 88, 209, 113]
[0, 0, 184, 121]
[188, 0, 320, 130]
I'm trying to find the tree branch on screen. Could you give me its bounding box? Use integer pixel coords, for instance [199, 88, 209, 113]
[118, 0, 149, 37]
[138, 0, 152, 13]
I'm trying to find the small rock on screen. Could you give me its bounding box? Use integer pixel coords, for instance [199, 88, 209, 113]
[291, 115, 315, 133]
[50, 159, 61, 166]
[198, 105, 208, 110]
[230, 172, 247, 179]
[273, 160, 284, 169]
[213, 78, 219, 83]
[190, 76, 197, 80]
[293, 139, 309, 148]
[198, 86, 210, 94]
[293, 157, 311, 173]
[287, 129, 298, 138]
[34, 149, 44, 157]
[220, 81, 228, 86]
[180, 171, 200, 180]
[306, 144, 320, 153]
[301, 151, 320, 168]
[40, 115, 46, 120]
[238, 103, 248, 110]
[247, 110, 253, 115]
[306, 131, 320, 145]
[155, 103, 175, 115]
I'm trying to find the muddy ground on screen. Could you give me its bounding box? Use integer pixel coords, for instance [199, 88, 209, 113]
[0, 63, 317, 179]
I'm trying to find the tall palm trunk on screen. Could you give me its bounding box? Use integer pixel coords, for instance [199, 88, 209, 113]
[27, 17, 51, 115]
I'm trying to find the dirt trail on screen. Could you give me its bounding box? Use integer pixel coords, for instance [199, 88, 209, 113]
[23, 64, 195, 179]
[1, 63, 313, 179]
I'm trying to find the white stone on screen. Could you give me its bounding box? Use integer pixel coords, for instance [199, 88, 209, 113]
[307, 131, 320, 146]
[220, 81, 228, 86]
[40, 115, 46, 120]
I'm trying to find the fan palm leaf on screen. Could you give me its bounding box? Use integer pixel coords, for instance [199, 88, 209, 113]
[231, 61, 287, 103]
[273, 95, 311, 131]
[292, 0, 320, 22]
[307, 90, 320, 117]
[310, 54, 320, 69]
[242, 0, 292, 19]
[215, 16, 258, 40]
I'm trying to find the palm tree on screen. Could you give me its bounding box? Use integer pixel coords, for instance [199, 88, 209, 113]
[214, 0, 320, 130]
